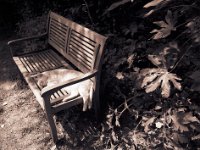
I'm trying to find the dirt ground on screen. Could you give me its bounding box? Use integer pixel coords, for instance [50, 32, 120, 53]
[0, 35, 102, 150]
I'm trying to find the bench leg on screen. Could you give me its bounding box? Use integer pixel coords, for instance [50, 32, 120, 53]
[46, 112, 58, 143]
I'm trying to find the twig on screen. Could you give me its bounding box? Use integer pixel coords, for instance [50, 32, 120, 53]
[173, 30, 187, 41]
[170, 3, 200, 10]
[133, 119, 142, 134]
[83, 0, 95, 28]
[175, 17, 197, 29]
[170, 38, 192, 72]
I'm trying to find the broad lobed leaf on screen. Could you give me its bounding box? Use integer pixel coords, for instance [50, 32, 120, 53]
[140, 68, 181, 98]
[151, 10, 176, 40]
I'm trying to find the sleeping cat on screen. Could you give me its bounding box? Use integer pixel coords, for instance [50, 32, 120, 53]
[33, 68, 93, 111]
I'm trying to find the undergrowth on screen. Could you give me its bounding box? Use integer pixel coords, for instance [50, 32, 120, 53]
[14, 0, 200, 149]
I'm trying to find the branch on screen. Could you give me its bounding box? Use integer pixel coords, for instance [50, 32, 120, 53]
[83, 0, 95, 28]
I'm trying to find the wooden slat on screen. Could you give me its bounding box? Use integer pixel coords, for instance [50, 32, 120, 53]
[23, 56, 37, 72]
[70, 33, 95, 50]
[50, 25, 67, 37]
[49, 36, 65, 48]
[69, 46, 93, 65]
[49, 30, 66, 42]
[48, 12, 108, 74]
[48, 15, 69, 56]
[69, 52, 91, 70]
[19, 57, 32, 73]
[36, 53, 53, 69]
[29, 55, 43, 72]
[70, 37, 94, 56]
[51, 18, 68, 29]
[34, 54, 47, 70]
[49, 38, 65, 50]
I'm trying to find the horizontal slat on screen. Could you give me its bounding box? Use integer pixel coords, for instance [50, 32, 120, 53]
[69, 42, 93, 59]
[71, 31, 96, 48]
[70, 34, 95, 50]
[69, 44, 93, 62]
[49, 38, 65, 49]
[70, 37, 94, 55]
[69, 41, 94, 58]
[51, 22, 68, 31]
[69, 48, 92, 67]
[51, 18, 68, 30]
[69, 51, 91, 70]
[49, 30, 66, 42]
[49, 34, 65, 47]
[50, 24, 67, 36]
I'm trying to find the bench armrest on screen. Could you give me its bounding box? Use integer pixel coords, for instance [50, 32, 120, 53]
[7, 32, 47, 46]
[41, 69, 98, 97]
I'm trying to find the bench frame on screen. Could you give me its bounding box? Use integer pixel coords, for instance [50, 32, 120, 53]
[7, 11, 107, 143]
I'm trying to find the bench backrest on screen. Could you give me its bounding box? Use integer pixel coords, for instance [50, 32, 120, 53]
[48, 11, 107, 73]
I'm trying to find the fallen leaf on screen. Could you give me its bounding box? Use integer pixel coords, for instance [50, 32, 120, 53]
[182, 112, 200, 124]
[171, 113, 189, 132]
[172, 133, 189, 144]
[171, 111, 200, 132]
[127, 54, 136, 68]
[143, 117, 156, 133]
[192, 134, 200, 140]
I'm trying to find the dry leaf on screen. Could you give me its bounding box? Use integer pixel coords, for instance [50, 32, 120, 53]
[141, 68, 181, 98]
[111, 130, 118, 142]
[171, 111, 200, 132]
[192, 134, 200, 140]
[132, 132, 147, 147]
[127, 54, 136, 68]
[151, 10, 176, 40]
[171, 114, 189, 132]
[143, 117, 156, 133]
[172, 133, 189, 144]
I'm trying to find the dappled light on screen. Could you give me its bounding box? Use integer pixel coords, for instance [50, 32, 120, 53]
[1, 0, 200, 149]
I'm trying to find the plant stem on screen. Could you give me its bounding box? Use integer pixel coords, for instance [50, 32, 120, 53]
[83, 0, 95, 28]
[175, 17, 197, 29]
[170, 3, 200, 10]
[170, 38, 192, 72]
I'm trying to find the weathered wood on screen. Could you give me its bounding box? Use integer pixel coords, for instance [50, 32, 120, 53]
[7, 11, 107, 143]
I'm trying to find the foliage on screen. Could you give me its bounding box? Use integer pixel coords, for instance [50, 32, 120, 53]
[14, 0, 200, 149]
[140, 68, 181, 98]
[150, 10, 177, 40]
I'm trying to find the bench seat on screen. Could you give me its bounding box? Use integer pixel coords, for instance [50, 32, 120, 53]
[13, 49, 83, 112]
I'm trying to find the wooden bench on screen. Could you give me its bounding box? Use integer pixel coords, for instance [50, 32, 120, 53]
[7, 11, 107, 143]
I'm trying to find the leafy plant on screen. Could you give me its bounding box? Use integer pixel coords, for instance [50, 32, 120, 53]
[140, 68, 181, 98]
[151, 10, 176, 40]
